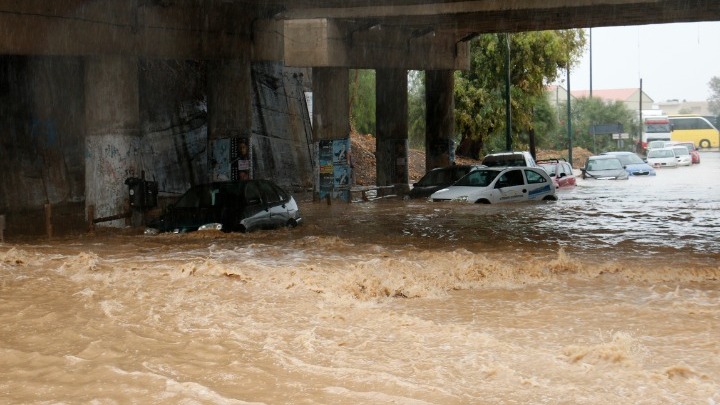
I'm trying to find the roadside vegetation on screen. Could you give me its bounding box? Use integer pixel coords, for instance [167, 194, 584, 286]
[349, 29, 641, 163]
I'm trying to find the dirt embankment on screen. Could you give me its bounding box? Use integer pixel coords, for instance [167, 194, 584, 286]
[350, 132, 592, 186]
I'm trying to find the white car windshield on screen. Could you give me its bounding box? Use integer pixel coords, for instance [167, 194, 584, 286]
[455, 170, 501, 187]
[648, 149, 674, 158]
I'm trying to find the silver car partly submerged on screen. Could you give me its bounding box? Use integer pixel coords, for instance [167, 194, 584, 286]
[430, 166, 556, 204]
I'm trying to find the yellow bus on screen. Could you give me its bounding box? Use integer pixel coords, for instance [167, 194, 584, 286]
[668, 115, 719, 149]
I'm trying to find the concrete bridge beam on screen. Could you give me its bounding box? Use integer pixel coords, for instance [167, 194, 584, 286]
[84, 55, 141, 227]
[375, 69, 409, 190]
[284, 18, 469, 71]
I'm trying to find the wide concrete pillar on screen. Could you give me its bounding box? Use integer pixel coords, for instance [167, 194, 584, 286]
[425, 70, 455, 171]
[208, 58, 253, 182]
[376, 69, 409, 191]
[85, 56, 140, 227]
[313, 67, 351, 201]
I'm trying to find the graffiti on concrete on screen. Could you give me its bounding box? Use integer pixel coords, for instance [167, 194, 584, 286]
[86, 135, 141, 222]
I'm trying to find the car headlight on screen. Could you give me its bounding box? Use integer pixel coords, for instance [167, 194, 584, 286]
[144, 228, 159, 235]
[452, 196, 469, 202]
[198, 223, 223, 231]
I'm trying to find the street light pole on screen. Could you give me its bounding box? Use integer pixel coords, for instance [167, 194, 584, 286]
[567, 59, 573, 166]
[505, 33, 512, 150]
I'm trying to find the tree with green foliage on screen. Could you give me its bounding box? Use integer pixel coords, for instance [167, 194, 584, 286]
[454, 30, 586, 158]
[349, 69, 376, 135]
[557, 97, 637, 154]
[407, 70, 426, 148]
[708, 76, 720, 117]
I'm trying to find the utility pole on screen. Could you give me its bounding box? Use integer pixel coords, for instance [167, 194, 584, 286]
[505, 33, 512, 150]
[567, 57, 573, 165]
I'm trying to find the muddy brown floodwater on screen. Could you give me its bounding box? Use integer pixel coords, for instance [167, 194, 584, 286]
[1, 152, 719, 404]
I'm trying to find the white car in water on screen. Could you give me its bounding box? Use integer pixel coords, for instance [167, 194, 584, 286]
[671, 146, 692, 166]
[429, 166, 556, 204]
[646, 147, 678, 168]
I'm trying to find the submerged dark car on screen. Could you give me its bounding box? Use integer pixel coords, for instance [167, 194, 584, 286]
[145, 180, 302, 234]
[408, 164, 483, 199]
[581, 155, 629, 180]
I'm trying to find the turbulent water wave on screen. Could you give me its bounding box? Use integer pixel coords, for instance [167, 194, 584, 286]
[1, 153, 719, 404]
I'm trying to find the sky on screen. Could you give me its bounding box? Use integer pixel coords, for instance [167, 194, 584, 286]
[560, 21, 720, 103]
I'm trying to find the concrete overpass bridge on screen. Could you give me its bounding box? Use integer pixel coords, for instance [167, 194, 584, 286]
[1, 1, 718, 232]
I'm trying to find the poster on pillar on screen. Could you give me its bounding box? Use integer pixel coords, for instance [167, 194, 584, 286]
[210, 138, 231, 181]
[231, 137, 251, 181]
[318, 138, 351, 202]
[211, 137, 252, 182]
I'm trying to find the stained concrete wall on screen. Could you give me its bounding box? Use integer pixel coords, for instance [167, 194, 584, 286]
[0, 56, 314, 235]
[0, 56, 86, 234]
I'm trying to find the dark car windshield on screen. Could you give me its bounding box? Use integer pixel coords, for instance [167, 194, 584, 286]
[454, 170, 501, 187]
[587, 158, 622, 171]
[416, 167, 473, 186]
[416, 168, 454, 186]
[174, 183, 245, 208]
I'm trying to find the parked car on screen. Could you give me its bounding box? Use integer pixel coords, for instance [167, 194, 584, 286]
[481, 151, 537, 168]
[670, 146, 692, 166]
[645, 147, 678, 168]
[537, 159, 577, 188]
[429, 166, 556, 204]
[646, 140, 669, 151]
[145, 180, 302, 234]
[408, 164, 483, 199]
[669, 141, 701, 164]
[600, 151, 656, 176]
[581, 155, 630, 180]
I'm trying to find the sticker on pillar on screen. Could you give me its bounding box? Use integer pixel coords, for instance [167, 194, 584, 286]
[333, 139, 349, 165]
[319, 140, 334, 196]
[334, 165, 350, 189]
[231, 137, 251, 180]
[210, 138, 231, 181]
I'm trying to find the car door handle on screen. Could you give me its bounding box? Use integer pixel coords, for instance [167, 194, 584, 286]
[522, 189, 527, 193]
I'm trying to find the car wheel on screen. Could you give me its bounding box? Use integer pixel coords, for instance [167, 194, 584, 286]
[286, 219, 299, 228]
[699, 139, 711, 149]
[542, 195, 557, 201]
[475, 199, 491, 204]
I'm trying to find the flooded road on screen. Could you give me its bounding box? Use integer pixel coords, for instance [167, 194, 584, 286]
[1, 152, 719, 404]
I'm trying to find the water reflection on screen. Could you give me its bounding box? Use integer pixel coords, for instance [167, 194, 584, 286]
[306, 152, 720, 263]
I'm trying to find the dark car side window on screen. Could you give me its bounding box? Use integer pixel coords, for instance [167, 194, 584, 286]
[495, 170, 524, 188]
[245, 182, 263, 205]
[258, 181, 283, 205]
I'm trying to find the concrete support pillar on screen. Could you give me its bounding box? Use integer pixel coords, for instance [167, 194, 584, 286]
[425, 70, 455, 171]
[313, 67, 351, 201]
[375, 69, 409, 191]
[208, 58, 253, 182]
[84, 56, 140, 227]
